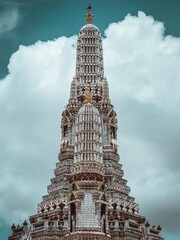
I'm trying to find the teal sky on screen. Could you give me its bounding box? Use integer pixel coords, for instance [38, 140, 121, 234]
[1, 0, 180, 240]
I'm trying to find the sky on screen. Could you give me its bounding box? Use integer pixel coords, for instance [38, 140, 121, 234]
[0, 0, 180, 239]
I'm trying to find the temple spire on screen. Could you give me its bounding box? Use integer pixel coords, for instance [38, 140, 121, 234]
[8, 6, 164, 240]
[86, 4, 93, 24]
[76, 5, 104, 103]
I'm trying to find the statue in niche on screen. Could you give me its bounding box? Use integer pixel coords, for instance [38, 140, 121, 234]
[61, 138, 68, 151]
[111, 126, 115, 139]
[101, 214, 106, 233]
[63, 125, 68, 137]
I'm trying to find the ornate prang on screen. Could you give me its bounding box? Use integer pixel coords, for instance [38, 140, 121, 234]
[9, 5, 164, 240]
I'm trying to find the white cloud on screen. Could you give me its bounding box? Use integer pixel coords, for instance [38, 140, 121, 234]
[0, 36, 76, 223]
[104, 12, 180, 109]
[104, 11, 180, 237]
[0, 11, 180, 239]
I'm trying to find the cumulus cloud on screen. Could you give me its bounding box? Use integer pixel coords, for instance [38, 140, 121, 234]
[0, 11, 180, 239]
[104, 11, 180, 237]
[0, 36, 76, 224]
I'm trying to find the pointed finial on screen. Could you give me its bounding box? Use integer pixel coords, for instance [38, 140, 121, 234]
[86, 4, 93, 24]
[145, 221, 150, 227]
[157, 225, 162, 231]
[11, 223, 16, 229]
[87, 3, 92, 12]
[23, 220, 28, 226]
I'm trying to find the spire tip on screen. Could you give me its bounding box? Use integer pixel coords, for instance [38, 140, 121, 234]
[86, 4, 93, 24]
[87, 3, 92, 11]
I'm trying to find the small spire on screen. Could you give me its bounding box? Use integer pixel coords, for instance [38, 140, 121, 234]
[87, 3, 92, 11]
[11, 223, 16, 229]
[86, 4, 93, 24]
[145, 221, 150, 227]
[157, 225, 162, 231]
[23, 220, 28, 226]
[70, 77, 77, 101]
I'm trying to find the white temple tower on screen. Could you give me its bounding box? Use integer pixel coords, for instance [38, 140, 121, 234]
[9, 5, 164, 240]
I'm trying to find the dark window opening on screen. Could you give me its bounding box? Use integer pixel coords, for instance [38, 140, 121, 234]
[70, 203, 76, 232]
